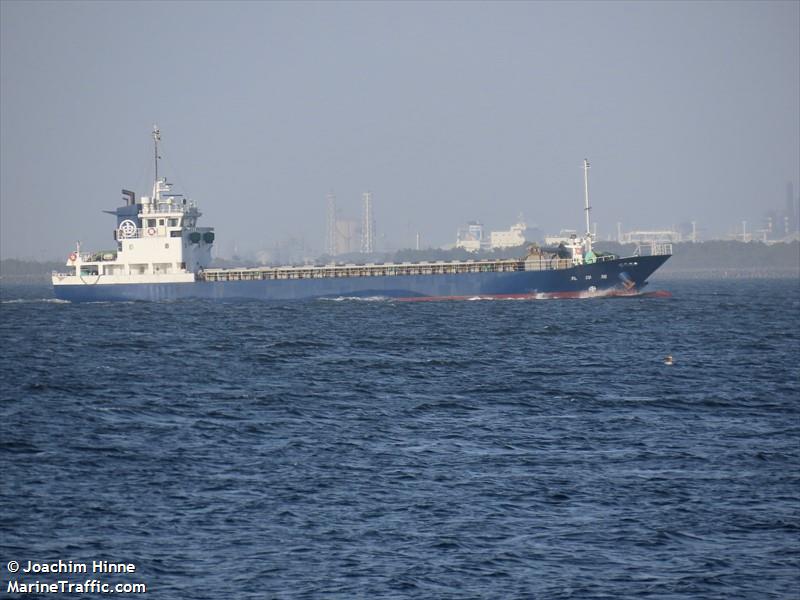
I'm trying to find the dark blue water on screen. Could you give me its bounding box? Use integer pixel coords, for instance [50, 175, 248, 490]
[1, 279, 798, 599]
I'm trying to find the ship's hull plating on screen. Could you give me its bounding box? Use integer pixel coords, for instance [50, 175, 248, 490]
[53, 255, 669, 302]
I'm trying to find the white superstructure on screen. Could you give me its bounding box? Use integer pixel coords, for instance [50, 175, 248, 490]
[52, 126, 214, 288]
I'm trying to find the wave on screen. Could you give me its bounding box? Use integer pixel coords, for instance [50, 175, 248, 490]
[317, 296, 390, 302]
[0, 298, 69, 304]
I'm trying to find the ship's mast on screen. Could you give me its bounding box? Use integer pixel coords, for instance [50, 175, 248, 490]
[583, 158, 592, 254]
[153, 124, 161, 201]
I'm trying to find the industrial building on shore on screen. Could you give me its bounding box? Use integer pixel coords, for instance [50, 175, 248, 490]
[455, 220, 531, 252]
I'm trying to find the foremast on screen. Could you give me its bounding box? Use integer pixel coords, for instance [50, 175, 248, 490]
[583, 158, 592, 257]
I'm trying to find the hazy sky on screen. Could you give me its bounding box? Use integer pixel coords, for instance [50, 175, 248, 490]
[1, 0, 798, 259]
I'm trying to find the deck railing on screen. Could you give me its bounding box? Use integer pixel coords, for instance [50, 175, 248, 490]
[634, 242, 673, 257]
[199, 256, 585, 283]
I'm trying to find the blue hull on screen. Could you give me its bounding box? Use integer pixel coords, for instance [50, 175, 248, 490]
[53, 255, 669, 302]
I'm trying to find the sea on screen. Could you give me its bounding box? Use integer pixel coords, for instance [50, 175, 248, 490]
[1, 278, 798, 599]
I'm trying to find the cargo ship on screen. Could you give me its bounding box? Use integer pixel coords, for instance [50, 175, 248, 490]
[52, 128, 671, 302]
